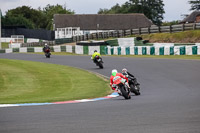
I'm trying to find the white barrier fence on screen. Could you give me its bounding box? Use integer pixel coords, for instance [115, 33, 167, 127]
[0, 45, 200, 56]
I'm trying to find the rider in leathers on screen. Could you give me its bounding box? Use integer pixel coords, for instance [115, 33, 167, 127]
[91, 50, 102, 64]
[110, 69, 129, 91]
[122, 68, 140, 85]
[43, 43, 50, 53]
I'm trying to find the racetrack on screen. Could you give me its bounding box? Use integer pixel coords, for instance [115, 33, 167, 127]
[0, 53, 200, 133]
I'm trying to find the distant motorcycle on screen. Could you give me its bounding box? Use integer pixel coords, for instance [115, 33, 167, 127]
[94, 55, 103, 69]
[122, 72, 140, 95]
[45, 49, 51, 58]
[112, 76, 131, 99]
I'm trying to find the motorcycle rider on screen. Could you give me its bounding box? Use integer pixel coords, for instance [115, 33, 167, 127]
[122, 68, 140, 85]
[43, 43, 50, 53]
[91, 50, 102, 64]
[110, 69, 130, 92]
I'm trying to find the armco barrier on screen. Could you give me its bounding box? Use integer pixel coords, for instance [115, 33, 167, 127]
[1, 45, 200, 55]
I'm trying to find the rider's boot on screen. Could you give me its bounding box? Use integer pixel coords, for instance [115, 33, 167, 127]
[116, 88, 122, 96]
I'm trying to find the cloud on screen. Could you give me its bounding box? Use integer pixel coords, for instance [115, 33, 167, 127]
[163, 0, 191, 21]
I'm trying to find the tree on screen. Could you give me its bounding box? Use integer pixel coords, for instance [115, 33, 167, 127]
[42, 4, 74, 30]
[98, 0, 165, 26]
[188, 0, 200, 10]
[5, 6, 46, 29]
[2, 4, 75, 30]
[98, 4, 122, 14]
[2, 15, 35, 29]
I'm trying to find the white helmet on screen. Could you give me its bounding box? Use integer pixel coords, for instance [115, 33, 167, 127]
[45, 43, 47, 46]
[122, 68, 127, 73]
[111, 69, 118, 76]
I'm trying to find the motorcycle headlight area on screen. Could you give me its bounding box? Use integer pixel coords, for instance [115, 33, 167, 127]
[120, 79, 126, 83]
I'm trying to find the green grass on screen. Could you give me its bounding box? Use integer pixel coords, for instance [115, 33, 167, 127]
[141, 30, 200, 43]
[1, 42, 9, 49]
[0, 59, 111, 104]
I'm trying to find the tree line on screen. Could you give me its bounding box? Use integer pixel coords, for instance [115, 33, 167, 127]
[1, 4, 74, 30]
[98, 0, 200, 26]
[98, 0, 165, 26]
[1, 0, 200, 30]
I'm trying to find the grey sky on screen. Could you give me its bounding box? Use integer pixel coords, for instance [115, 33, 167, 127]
[0, 0, 191, 21]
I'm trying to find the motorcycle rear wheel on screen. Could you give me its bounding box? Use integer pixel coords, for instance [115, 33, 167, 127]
[130, 84, 140, 95]
[98, 62, 103, 69]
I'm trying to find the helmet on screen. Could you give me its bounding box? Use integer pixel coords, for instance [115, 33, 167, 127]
[122, 68, 127, 73]
[45, 43, 47, 46]
[94, 50, 97, 52]
[111, 69, 118, 76]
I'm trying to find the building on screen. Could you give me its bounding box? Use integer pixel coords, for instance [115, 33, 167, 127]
[180, 11, 200, 24]
[53, 14, 153, 39]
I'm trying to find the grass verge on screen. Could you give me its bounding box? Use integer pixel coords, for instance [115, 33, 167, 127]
[1, 42, 9, 49]
[0, 59, 111, 104]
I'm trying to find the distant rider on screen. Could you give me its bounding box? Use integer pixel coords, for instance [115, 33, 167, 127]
[43, 43, 50, 53]
[91, 50, 102, 64]
[110, 69, 129, 91]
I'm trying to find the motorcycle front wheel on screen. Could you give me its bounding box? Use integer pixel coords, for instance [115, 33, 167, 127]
[120, 86, 131, 99]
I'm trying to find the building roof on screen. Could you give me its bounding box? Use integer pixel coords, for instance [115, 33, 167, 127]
[53, 14, 153, 30]
[181, 11, 200, 23]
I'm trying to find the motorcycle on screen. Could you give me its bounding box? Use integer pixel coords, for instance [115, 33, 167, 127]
[122, 72, 140, 95]
[94, 55, 103, 69]
[112, 76, 131, 99]
[45, 49, 51, 58]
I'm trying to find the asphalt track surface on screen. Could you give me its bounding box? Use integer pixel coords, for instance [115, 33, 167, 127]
[0, 53, 200, 133]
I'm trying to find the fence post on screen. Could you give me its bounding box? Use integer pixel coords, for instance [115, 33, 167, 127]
[82, 35, 84, 41]
[182, 24, 185, 31]
[98, 32, 101, 39]
[111, 31, 114, 38]
[130, 29, 133, 35]
[105, 32, 108, 38]
[169, 25, 172, 33]
[86, 34, 88, 40]
[91, 34, 93, 39]
[193, 23, 196, 30]
[158, 26, 161, 33]
[148, 27, 150, 34]
[138, 28, 141, 35]
[117, 31, 120, 38]
[89, 34, 91, 40]
[96, 33, 98, 40]
[79, 35, 81, 41]
[100, 32, 103, 39]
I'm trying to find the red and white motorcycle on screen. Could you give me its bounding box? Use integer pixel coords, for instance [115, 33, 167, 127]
[112, 76, 131, 99]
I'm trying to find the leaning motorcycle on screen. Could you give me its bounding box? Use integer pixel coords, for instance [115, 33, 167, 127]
[94, 56, 103, 69]
[112, 76, 131, 99]
[123, 73, 140, 95]
[45, 49, 51, 58]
